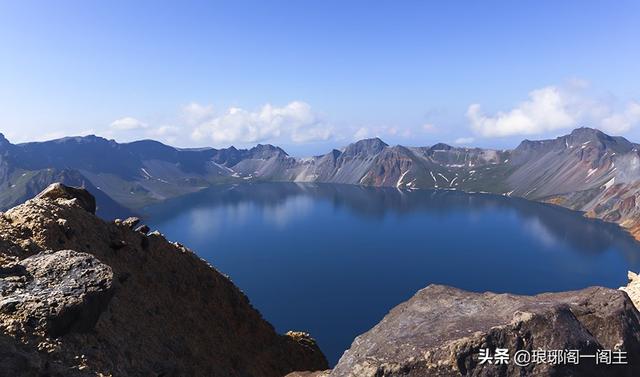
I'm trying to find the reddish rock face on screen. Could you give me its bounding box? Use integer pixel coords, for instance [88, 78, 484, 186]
[620, 196, 636, 214]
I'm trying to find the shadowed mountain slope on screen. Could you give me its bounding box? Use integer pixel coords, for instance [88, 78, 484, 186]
[2, 127, 640, 240]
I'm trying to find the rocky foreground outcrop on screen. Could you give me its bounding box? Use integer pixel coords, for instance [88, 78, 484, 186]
[0, 184, 327, 376]
[289, 285, 640, 377]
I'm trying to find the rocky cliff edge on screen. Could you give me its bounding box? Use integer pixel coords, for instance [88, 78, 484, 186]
[0, 183, 327, 376]
[290, 280, 640, 377]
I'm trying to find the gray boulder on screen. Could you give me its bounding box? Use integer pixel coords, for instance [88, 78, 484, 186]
[328, 285, 640, 377]
[0, 249, 113, 337]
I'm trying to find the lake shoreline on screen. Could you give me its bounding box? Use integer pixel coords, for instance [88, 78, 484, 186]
[144, 181, 640, 364]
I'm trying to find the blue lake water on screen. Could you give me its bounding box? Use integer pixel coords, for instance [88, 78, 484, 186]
[143, 182, 640, 365]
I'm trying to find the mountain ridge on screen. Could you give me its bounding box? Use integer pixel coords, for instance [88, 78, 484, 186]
[2, 127, 640, 241]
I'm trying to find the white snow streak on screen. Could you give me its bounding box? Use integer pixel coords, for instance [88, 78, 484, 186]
[603, 177, 615, 190]
[396, 169, 410, 188]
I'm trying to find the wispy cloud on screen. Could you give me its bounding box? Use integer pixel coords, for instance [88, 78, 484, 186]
[453, 137, 475, 145]
[353, 127, 370, 140]
[601, 102, 640, 133]
[104, 101, 335, 147]
[182, 103, 214, 124]
[110, 117, 148, 131]
[190, 101, 333, 145]
[467, 86, 574, 137]
[466, 81, 640, 137]
[351, 125, 412, 141]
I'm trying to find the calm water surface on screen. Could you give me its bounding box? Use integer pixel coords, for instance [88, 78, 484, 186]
[143, 183, 640, 365]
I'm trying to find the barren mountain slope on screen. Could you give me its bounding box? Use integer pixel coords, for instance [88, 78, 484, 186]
[3, 127, 640, 241]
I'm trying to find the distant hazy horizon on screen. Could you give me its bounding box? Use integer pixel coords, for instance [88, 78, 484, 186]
[0, 126, 625, 158]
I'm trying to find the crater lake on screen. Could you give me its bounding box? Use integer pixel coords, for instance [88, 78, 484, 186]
[142, 182, 640, 365]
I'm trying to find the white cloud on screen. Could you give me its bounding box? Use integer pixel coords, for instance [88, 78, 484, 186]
[191, 101, 332, 145]
[454, 137, 475, 145]
[601, 102, 640, 134]
[182, 103, 214, 124]
[110, 117, 148, 131]
[467, 86, 574, 137]
[148, 125, 180, 137]
[146, 125, 181, 144]
[353, 127, 370, 140]
[352, 125, 412, 141]
[467, 83, 640, 137]
[105, 117, 183, 144]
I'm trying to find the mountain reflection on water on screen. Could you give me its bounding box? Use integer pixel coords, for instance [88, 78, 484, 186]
[145, 182, 640, 261]
[143, 182, 640, 365]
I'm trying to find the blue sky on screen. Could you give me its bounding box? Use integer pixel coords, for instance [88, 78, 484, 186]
[1, 0, 639, 155]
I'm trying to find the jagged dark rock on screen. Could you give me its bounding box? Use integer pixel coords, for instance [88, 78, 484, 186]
[0, 185, 327, 376]
[318, 285, 640, 377]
